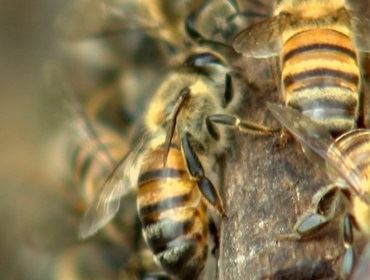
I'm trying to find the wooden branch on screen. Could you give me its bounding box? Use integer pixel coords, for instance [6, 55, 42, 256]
[217, 58, 344, 280]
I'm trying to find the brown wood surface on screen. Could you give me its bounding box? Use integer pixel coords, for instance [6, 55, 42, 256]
[217, 57, 343, 280]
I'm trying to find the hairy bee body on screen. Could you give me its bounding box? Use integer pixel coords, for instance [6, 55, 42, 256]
[138, 143, 208, 279]
[328, 129, 370, 234]
[282, 23, 360, 135]
[77, 48, 276, 279]
[233, 0, 370, 136]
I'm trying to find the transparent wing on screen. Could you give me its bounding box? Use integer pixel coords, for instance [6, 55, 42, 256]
[267, 103, 369, 204]
[312, 7, 370, 53]
[350, 10, 370, 52]
[78, 135, 148, 239]
[232, 13, 290, 58]
[267, 103, 334, 158]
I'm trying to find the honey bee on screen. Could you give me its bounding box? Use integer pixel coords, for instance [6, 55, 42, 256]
[351, 242, 370, 280]
[267, 102, 370, 279]
[137, 0, 203, 49]
[79, 49, 275, 279]
[185, 0, 268, 46]
[233, 0, 370, 137]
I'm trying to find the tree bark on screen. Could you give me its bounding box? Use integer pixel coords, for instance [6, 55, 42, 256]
[217, 57, 344, 280]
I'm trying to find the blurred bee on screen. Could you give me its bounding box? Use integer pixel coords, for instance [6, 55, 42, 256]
[268, 103, 370, 279]
[79, 49, 275, 279]
[234, 0, 370, 138]
[185, 0, 269, 47]
[351, 242, 370, 280]
[57, 0, 270, 58]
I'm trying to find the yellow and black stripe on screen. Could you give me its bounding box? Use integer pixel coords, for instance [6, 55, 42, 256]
[331, 129, 370, 176]
[137, 143, 208, 279]
[281, 28, 360, 135]
[331, 129, 370, 235]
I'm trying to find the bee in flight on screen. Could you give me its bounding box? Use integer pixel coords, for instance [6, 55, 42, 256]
[233, 0, 370, 140]
[268, 103, 370, 279]
[79, 48, 275, 279]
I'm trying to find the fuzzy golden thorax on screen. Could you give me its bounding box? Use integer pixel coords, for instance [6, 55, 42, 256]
[276, 0, 346, 18]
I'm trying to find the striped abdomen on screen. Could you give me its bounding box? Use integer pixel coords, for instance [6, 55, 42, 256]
[329, 129, 370, 234]
[329, 129, 370, 190]
[137, 144, 208, 279]
[282, 28, 360, 135]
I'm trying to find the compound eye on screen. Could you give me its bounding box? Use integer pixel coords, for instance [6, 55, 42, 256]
[183, 52, 225, 68]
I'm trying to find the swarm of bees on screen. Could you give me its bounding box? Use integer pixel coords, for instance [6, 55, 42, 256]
[55, 0, 370, 279]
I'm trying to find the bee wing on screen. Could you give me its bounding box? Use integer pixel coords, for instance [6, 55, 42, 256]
[267, 103, 334, 158]
[267, 103, 369, 204]
[351, 14, 370, 53]
[314, 7, 370, 53]
[78, 136, 147, 239]
[232, 13, 290, 58]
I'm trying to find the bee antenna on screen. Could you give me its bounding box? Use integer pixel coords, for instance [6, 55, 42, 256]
[162, 87, 191, 167]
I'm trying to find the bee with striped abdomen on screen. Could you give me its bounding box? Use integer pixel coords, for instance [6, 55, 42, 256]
[79, 49, 275, 279]
[233, 0, 370, 139]
[268, 103, 370, 279]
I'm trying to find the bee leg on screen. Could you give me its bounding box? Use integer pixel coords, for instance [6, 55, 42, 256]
[163, 87, 191, 166]
[181, 132, 226, 218]
[222, 73, 233, 108]
[209, 217, 220, 257]
[274, 128, 292, 150]
[206, 114, 279, 135]
[277, 184, 341, 240]
[340, 214, 355, 279]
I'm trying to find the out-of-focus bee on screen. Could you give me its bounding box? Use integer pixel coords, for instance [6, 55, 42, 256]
[57, 0, 269, 57]
[234, 0, 370, 138]
[137, 0, 204, 49]
[351, 242, 370, 280]
[184, 0, 268, 47]
[268, 103, 370, 279]
[79, 48, 275, 279]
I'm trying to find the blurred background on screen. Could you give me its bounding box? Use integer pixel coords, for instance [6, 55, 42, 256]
[0, 0, 153, 278]
[0, 0, 180, 278]
[0, 0, 71, 278]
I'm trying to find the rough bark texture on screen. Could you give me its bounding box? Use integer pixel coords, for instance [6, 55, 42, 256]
[217, 58, 344, 280]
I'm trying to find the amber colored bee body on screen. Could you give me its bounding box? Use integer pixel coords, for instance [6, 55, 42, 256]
[282, 27, 360, 135]
[137, 143, 209, 279]
[234, 0, 370, 136]
[79, 48, 275, 279]
[330, 129, 370, 235]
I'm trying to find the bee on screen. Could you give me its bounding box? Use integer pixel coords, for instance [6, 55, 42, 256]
[267, 102, 370, 278]
[233, 0, 370, 138]
[79, 49, 275, 279]
[137, 0, 203, 49]
[185, 0, 269, 46]
[351, 242, 370, 280]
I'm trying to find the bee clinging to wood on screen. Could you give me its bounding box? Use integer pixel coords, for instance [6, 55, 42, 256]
[79, 48, 275, 279]
[268, 102, 370, 279]
[234, 0, 370, 139]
